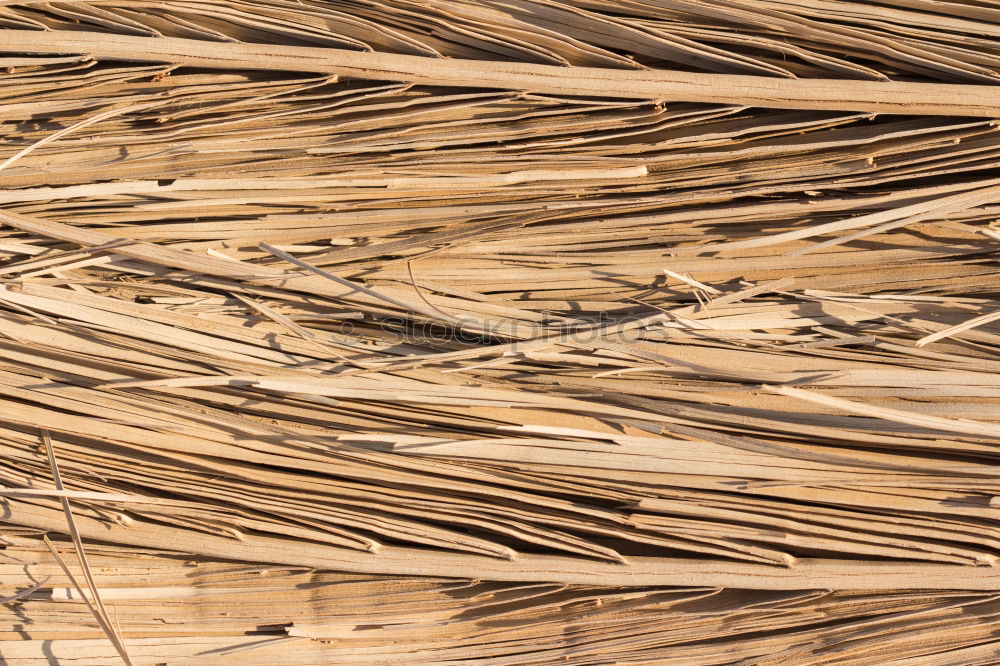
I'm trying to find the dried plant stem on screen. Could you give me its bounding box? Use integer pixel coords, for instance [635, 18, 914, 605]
[2, 30, 999, 116]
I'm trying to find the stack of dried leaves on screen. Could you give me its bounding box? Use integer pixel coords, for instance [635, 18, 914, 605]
[1, 2, 1000, 664]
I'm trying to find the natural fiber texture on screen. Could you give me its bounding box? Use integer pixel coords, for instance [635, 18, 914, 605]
[1, 1, 1000, 663]
[7, 29, 1000, 116]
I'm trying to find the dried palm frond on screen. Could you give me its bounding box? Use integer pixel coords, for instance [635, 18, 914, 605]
[2, 1, 1000, 663]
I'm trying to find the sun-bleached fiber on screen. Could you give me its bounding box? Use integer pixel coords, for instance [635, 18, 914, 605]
[3, 3, 1000, 663]
[4, 30, 1000, 116]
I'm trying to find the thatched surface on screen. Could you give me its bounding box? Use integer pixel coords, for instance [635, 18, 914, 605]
[2, 2, 1000, 663]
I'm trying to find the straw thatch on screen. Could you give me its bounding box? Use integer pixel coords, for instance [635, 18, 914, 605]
[2, 2, 1000, 663]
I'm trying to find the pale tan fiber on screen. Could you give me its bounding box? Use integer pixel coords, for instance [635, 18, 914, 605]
[41, 434, 134, 666]
[10, 496, 1000, 590]
[2, 3, 1000, 664]
[3, 29, 1000, 116]
[915, 309, 1000, 347]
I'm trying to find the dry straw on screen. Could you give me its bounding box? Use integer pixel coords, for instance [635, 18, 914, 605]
[2, 1, 1000, 663]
